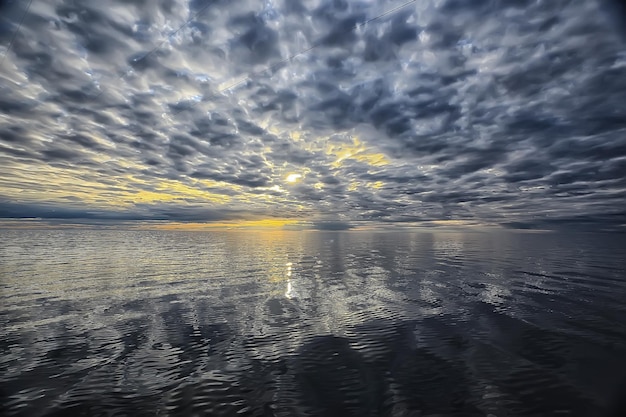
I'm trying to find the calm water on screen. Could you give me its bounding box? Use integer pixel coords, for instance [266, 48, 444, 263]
[1, 229, 625, 417]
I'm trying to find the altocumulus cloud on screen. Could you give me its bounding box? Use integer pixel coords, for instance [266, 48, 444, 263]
[0, 0, 625, 229]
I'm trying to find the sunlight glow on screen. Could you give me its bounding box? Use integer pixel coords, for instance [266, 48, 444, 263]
[327, 137, 389, 168]
[142, 219, 302, 230]
[285, 173, 302, 183]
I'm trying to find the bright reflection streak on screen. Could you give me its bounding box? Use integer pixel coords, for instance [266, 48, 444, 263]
[285, 281, 295, 299]
[285, 262, 295, 299]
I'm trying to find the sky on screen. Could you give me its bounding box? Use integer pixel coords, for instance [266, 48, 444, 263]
[0, 0, 625, 230]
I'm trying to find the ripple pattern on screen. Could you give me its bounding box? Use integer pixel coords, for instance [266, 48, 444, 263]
[1, 229, 625, 416]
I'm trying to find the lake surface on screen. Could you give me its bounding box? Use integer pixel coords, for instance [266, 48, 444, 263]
[1, 229, 625, 416]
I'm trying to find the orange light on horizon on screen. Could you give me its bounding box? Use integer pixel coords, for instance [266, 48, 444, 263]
[139, 218, 303, 231]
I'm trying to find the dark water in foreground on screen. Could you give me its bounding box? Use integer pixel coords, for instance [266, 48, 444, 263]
[1, 229, 625, 417]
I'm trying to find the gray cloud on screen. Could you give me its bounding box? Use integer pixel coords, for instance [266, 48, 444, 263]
[1, 0, 625, 229]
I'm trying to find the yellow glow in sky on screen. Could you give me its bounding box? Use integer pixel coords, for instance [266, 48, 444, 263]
[327, 137, 389, 168]
[143, 218, 303, 230]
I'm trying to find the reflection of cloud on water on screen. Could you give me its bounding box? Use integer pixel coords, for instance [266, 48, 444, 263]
[480, 276, 513, 308]
[2, 230, 626, 415]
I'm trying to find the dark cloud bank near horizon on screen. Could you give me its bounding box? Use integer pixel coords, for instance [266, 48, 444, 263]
[1, 0, 625, 231]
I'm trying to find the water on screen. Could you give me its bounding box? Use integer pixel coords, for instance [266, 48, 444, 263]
[1, 229, 625, 417]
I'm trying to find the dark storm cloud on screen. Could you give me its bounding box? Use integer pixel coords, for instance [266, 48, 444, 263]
[1, 0, 625, 228]
[40, 147, 85, 161]
[190, 170, 270, 188]
[311, 221, 353, 230]
[502, 211, 626, 232]
[599, 0, 626, 40]
[0, 200, 149, 220]
[0, 198, 270, 223]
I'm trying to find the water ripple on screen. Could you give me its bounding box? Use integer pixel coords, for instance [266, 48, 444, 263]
[1, 229, 625, 416]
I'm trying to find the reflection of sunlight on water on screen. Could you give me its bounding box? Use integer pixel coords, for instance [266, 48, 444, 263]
[285, 262, 296, 299]
[285, 280, 295, 300]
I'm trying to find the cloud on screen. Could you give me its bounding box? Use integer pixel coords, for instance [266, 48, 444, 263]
[310, 221, 353, 231]
[1, 0, 625, 229]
